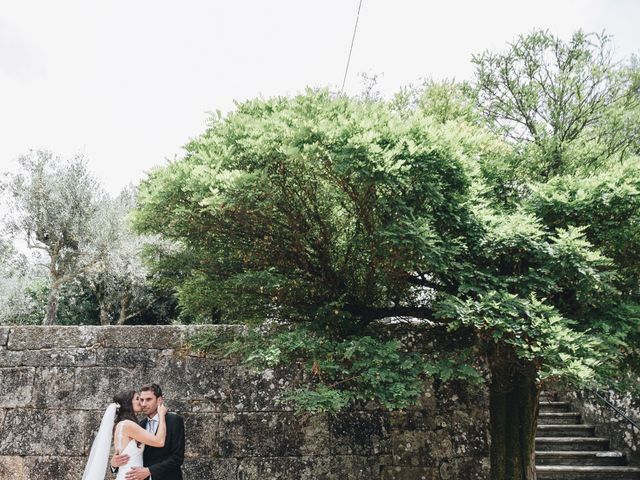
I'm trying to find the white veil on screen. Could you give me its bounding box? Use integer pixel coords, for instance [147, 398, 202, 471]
[82, 402, 118, 480]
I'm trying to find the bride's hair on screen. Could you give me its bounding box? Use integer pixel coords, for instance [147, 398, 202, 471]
[113, 390, 141, 447]
[113, 390, 139, 427]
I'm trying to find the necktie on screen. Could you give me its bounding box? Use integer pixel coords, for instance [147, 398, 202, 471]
[148, 419, 156, 433]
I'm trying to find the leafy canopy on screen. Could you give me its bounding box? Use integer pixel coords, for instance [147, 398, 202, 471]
[473, 29, 640, 177]
[135, 90, 474, 330]
[134, 82, 640, 411]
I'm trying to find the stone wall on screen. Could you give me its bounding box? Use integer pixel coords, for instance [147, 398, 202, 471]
[0, 326, 490, 480]
[568, 389, 640, 464]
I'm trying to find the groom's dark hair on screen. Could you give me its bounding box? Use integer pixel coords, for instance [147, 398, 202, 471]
[141, 383, 163, 398]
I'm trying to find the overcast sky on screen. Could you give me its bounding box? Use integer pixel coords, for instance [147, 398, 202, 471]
[1, 0, 639, 195]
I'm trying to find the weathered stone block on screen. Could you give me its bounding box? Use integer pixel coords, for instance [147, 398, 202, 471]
[0, 368, 34, 407]
[0, 409, 87, 455]
[96, 324, 230, 350]
[23, 456, 85, 480]
[391, 430, 449, 467]
[227, 365, 300, 412]
[145, 354, 192, 412]
[333, 455, 380, 479]
[448, 409, 489, 456]
[434, 380, 487, 413]
[7, 327, 98, 350]
[96, 347, 160, 368]
[0, 347, 23, 367]
[299, 413, 331, 455]
[183, 458, 238, 480]
[0, 328, 10, 347]
[238, 455, 378, 480]
[82, 410, 105, 455]
[0, 455, 26, 480]
[184, 356, 227, 405]
[438, 457, 491, 480]
[390, 410, 437, 432]
[72, 367, 137, 409]
[380, 465, 439, 480]
[98, 325, 187, 349]
[183, 413, 222, 457]
[218, 412, 310, 457]
[32, 367, 76, 409]
[330, 411, 391, 455]
[238, 457, 317, 480]
[182, 410, 330, 458]
[20, 348, 97, 368]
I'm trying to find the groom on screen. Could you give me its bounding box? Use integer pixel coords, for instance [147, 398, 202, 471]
[111, 383, 185, 480]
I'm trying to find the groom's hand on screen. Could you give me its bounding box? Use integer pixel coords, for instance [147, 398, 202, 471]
[110, 453, 130, 468]
[125, 466, 151, 480]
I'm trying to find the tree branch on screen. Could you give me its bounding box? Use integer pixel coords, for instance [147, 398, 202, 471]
[345, 304, 438, 322]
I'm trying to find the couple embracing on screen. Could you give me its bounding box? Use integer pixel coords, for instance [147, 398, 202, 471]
[82, 383, 185, 480]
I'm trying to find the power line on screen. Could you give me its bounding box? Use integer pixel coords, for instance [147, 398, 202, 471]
[341, 0, 363, 94]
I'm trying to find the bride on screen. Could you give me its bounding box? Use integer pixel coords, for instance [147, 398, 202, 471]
[82, 390, 167, 480]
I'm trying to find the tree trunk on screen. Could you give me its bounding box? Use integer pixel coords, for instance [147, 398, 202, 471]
[89, 281, 112, 326]
[117, 293, 132, 325]
[99, 306, 110, 326]
[489, 357, 540, 480]
[44, 280, 62, 325]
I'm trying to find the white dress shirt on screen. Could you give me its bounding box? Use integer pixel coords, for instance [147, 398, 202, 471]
[146, 413, 160, 479]
[146, 413, 159, 434]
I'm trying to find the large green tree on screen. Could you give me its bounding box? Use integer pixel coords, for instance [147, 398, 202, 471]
[134, 82, 639, 478]
[470, 30, 640, 478]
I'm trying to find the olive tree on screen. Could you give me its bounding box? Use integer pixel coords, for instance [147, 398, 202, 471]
[3, 151, 102, 324]
[84, 187, 165, 325]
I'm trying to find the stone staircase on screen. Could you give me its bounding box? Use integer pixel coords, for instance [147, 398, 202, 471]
[536, 392, 640, 479]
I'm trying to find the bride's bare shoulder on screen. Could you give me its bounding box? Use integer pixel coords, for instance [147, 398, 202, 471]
[118, 420, 141, 432]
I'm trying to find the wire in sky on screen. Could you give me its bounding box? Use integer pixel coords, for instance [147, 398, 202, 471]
[341, 0, 364, 94]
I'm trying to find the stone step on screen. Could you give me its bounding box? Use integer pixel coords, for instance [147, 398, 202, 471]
[536, 437, 609, 451]
[540, 401, 573, 413]
[536, 465, 640, 479]
[537, 425, 596, 437]
[540, 392, 560, 401]
[539, 412, 582, 425]
[536, 450, 627, 466]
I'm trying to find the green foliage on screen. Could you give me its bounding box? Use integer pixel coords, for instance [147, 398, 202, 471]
[134, 89, 475, 328]
[138, 32, 640, 417]
[423, 348, 484, 384]
[0, 151, 179, 326]
[0, 275, 99, 325]
[526, 160, 640, 290]
[437, 292, 602, 384]
[2, 151, 102, 324]
[473, 29, 639, 177]
[0, 275, 49, 325]
[393, 79, 480, 125]
[282, 384, 351, 414]
[190, 325, 477, 414]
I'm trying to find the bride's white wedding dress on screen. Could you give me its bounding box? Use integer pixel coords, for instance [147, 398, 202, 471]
[82, 404, 150, 480]
[114, 422, 145, 480]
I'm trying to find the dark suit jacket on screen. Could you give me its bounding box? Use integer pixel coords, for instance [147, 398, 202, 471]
[140, 413, 185, 480]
